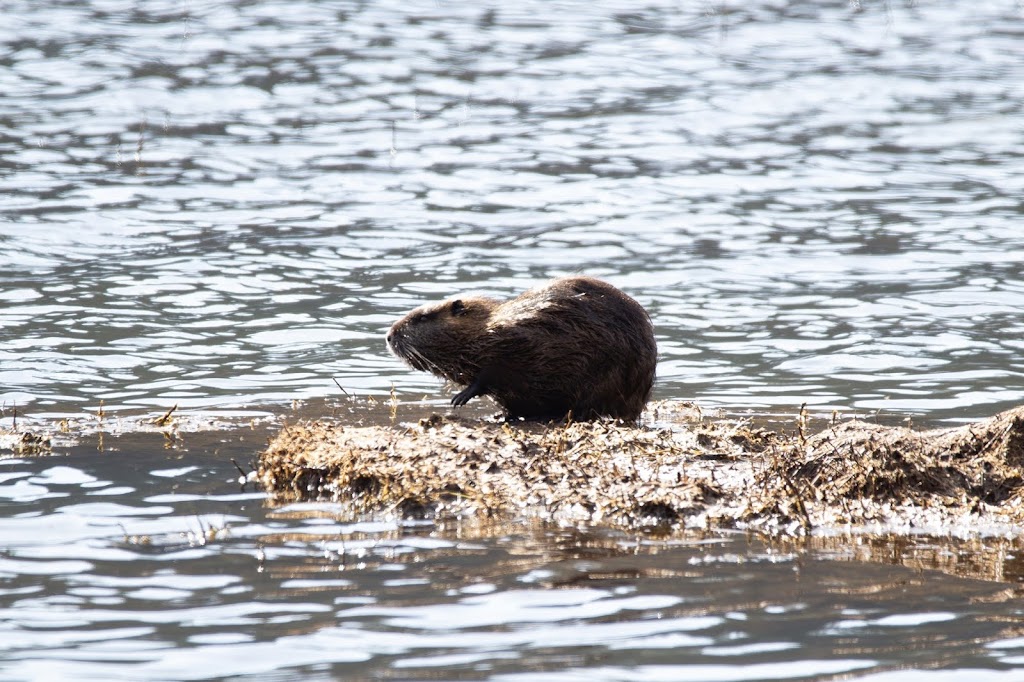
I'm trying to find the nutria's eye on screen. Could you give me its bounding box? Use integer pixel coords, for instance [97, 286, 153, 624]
[450, 299, 466, 316]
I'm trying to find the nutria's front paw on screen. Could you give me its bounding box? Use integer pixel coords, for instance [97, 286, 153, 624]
[452, 375, 487, 407]
[451, 387, 473, 407]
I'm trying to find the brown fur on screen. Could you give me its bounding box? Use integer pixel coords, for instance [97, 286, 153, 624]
[386, 276, 657, 421]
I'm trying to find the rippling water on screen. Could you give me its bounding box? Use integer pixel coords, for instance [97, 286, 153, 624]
[4, 0, 1024, 678]
[3, 0, 1023, 422]
[5, 433, 1024, 680]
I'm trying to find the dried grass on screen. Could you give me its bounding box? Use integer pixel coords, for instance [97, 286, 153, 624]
[258, 405, 1024, 536]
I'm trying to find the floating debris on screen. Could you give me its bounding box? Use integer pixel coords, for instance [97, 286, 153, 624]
[0, 429, 52, 456]
[150, 403, 179, 427]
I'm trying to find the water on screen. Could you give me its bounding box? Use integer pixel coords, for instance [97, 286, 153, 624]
[3, 0, 1024, 421]
[5, 432, 1024, 680]
[3, 0, 1024, 678]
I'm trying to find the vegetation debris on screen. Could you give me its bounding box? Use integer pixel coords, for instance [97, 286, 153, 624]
[258, 405, 1024, 537]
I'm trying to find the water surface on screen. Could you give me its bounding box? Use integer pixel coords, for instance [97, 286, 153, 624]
[2, 0, 1023, 422]
[3, 0, 1024, 679]
[4, 432, 1024, 680]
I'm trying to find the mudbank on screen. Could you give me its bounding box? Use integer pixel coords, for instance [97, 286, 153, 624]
[258, 404, 1024, 537]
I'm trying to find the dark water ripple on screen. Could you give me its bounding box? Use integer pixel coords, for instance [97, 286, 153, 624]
[3, 1, 1024, 421]
[3, 5, 1024, 674]
[4, 438, 1024, 680]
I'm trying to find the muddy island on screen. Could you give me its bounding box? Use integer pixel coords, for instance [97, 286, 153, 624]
[257, 403, 1024, 538]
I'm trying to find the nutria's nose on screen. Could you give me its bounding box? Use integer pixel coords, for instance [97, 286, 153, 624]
[386, 325, 402, 347]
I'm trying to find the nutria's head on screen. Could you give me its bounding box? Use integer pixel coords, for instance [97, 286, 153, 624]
[386, 296, 498, 385]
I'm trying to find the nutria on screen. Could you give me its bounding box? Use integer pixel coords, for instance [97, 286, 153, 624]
[386, 276, 657, 421]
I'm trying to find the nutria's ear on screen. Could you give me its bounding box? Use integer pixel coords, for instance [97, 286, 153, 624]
[450, 299, 466, 316]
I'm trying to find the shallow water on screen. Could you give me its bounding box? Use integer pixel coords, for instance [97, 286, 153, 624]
[5, 431, 1024, 681]
[3, 0, 1024, 422]
[4, 0, 1024, 678]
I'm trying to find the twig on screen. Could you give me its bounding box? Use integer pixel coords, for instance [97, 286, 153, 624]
[797, 402, 808, 448]
[780, 469, 812, 532]
[151, 403, 179, 426]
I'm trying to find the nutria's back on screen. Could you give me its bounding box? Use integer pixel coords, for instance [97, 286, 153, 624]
[386, 276, 657, 421]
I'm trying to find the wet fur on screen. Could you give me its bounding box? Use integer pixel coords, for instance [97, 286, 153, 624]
[387, 276, 657, 421]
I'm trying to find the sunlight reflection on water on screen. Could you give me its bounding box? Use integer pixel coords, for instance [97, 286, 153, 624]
[2, 1, 1023, 422]
[3, 2, 1024, 675]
